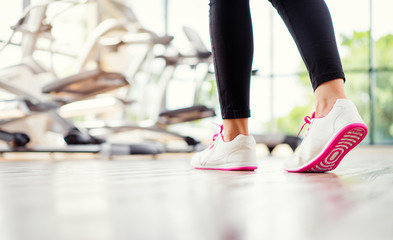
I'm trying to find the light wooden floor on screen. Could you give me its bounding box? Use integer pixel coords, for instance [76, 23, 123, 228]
[0, 146, 392, 240]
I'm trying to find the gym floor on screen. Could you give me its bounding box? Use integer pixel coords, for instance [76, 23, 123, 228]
[0, 146, 392, 240]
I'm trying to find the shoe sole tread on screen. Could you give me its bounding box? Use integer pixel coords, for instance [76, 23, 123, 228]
[285, 123, 368, 173]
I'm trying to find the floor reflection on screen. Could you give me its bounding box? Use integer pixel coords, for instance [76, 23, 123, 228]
[0, 147, 391, 240]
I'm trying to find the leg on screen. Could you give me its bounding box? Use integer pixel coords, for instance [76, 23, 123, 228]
[210, 0, 253, 141]
[269, 0, 346, 117]
[269, 0, 369, 172]
[190, 0, 257, 171]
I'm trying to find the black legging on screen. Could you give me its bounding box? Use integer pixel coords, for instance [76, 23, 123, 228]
[210, 0, 345, 119]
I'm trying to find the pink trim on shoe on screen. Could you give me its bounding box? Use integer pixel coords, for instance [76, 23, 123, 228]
[194, 166, 257, 171]
[208, 124, 224, 149]
[297, 113, 315, 137]
[286, 123, 368, 173]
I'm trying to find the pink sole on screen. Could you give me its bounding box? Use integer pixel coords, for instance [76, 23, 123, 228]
[286, 123, 368, 173]
[194, 166, 257, 171]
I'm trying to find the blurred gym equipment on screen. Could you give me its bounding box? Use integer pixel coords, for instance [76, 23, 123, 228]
[0, 0, 164, 155]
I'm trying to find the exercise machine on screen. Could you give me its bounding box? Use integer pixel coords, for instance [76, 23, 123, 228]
[0, 0, 163, 155]
[70, 1, 217, 152]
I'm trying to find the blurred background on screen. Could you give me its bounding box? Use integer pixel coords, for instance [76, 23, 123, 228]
[0, 0, 392, 150]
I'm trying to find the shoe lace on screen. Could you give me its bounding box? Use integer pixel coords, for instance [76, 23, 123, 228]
[212, 124, 223, 142]
[209, 124, 223, 149]
[297, 112, 315, 137]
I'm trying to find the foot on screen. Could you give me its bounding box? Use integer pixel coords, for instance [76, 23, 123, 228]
[191, 125, 258, 171]
[284, 99, 368, 173]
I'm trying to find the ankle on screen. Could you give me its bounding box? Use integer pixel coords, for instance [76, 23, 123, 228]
[314, 79, 347, 118]
[222, 119, 249, 142]
[315, 100, 335, 118]
[315, 97, 347, 117]
[222, 130, 247, 142]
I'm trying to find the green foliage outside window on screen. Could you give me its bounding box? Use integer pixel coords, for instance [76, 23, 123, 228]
[276, 31, 393, 143]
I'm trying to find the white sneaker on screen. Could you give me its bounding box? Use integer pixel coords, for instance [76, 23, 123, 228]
[284, 99, 368, 173]
[191, 126, 258, 171]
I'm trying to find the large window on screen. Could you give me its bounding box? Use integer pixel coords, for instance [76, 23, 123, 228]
[162, 0, 392, 144]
